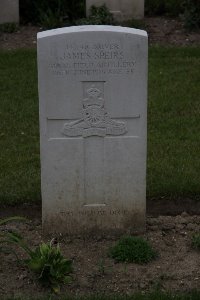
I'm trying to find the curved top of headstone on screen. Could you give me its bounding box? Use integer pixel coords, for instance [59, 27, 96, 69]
[37, 25, 147, 39]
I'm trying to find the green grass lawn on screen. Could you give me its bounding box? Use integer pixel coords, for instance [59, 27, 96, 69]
[148, 47, 200, 199]
[0, 50, 40, 204]
[0, 47, 200, 205]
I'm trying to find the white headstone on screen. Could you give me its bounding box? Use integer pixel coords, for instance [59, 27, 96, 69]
[0, 0, 19, 24]
[86, 0, 144, 20]
[37, 25, 148, 236]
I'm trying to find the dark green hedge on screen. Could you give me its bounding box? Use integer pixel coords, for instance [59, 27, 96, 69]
[145, 0, 184, 16]
[19, 0, 85, 24]
[19, 0, 200, 30]
[183, 0, 200, 29]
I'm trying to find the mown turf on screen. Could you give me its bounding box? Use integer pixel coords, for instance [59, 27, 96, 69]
[0, 47, 200, 204]
[148, 47, 200, 199]
[0, 50, 40, 204]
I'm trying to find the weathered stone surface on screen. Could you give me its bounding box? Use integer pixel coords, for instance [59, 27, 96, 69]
[0, 0, 19, 24]
[37, 25, 148, 236]
[86, 0, 144, 20]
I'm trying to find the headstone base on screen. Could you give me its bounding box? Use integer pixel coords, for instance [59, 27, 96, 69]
[43, 208, 146, 237]
[0, 0, 19, 24]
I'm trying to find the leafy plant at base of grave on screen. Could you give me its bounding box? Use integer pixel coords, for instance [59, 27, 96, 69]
[1, 217, 72, 293]
[0, 23, 19, 33]
[76, 4, 114, 25]
[191, 233, 200, 250]
[25, 241, 73, 293]
[183, 0, 200, 30]
[109, 236, 157, 264]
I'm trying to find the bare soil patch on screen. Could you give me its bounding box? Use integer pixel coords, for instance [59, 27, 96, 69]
[0, 17, 200, 50]
[145, 17, 200, 46]
[0, 213, 200, 298]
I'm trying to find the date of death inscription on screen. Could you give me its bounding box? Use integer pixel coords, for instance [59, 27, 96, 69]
[59, 210, 128, 217]
[49, 42, 136, 76]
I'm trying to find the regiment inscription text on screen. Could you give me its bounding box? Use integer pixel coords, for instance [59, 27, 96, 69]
[49, 42, 136, 76]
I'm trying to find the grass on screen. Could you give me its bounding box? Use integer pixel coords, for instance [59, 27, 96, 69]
[148, 47, 200, 200]
[0, 50, 40, 204]
[0, 47, 200, 204]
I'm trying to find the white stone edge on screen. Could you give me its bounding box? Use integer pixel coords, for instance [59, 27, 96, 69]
[37, 25, 147, 39]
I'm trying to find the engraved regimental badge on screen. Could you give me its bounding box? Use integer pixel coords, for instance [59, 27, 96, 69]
[62, 85, 127, 137]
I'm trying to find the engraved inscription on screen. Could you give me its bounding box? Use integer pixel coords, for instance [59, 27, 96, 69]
[60, 210, 128, 217]
[62, 83, 127, 138]
[49, 42, 135, 76]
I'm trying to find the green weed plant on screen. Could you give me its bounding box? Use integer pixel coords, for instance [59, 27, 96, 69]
[0, 216, 27, 256]
[38, 4, 63, 29]
[0, 23, 19, 33]
[0, 217, 72, 293]
[26, 241, 72, 293]
[192, 233, 200, 250]
[109, 236, 157, 264]
[77, 4, 114, 25]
